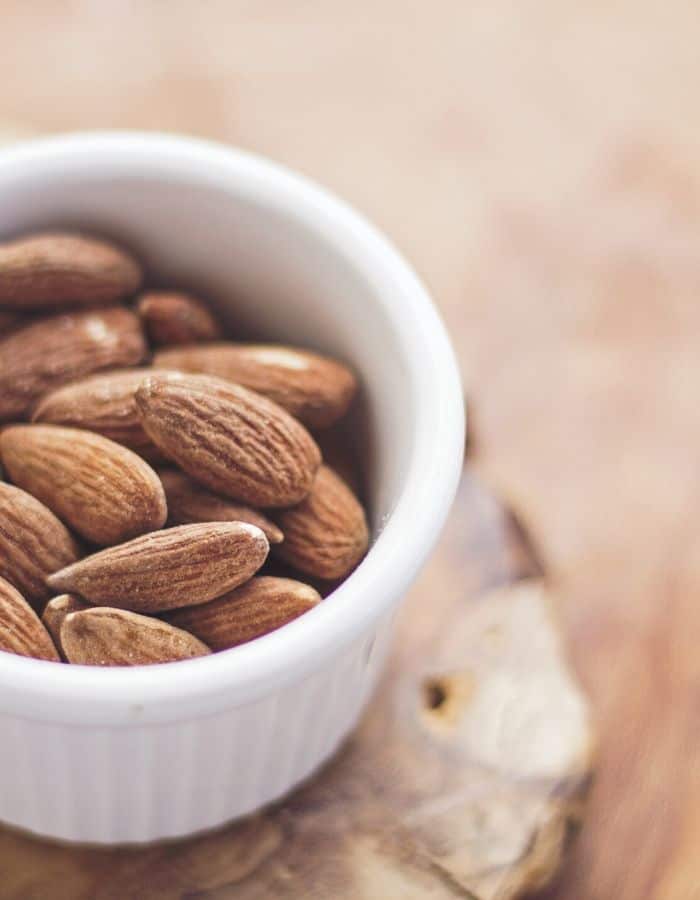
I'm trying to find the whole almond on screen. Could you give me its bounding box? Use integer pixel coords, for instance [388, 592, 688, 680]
[48, 522, 269, 613]
[0, 231, 142, 310]
[61, 608, 210, 666]
[42, 594, 89, 656]
[137, 291, 222, 346]
[0, 577, 60, 661]
[154, 343, 357, 428]
[32, 368, 177, 462]
[1, 425, 167, 546]
[0, 482, 81, 609]
[160, 468, 283, 544]
[135, 373, 321, 507]
[273, 465, 369, 580]
[0, 307, 147, 422]
[166, 576, 320, 650]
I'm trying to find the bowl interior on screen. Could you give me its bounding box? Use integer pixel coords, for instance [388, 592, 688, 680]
[0, 147, 414, 530]
[0, 134, 464, 719]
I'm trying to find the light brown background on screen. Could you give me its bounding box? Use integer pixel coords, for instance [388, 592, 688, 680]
[2, 4, 700, 898]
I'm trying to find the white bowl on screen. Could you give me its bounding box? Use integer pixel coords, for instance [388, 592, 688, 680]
[0, 132, 464, 844]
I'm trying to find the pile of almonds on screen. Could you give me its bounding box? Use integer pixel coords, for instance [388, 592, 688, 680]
[0, 231, 369, 666]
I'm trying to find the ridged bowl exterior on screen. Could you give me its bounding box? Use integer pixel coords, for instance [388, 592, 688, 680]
[0, 619, 392, 844]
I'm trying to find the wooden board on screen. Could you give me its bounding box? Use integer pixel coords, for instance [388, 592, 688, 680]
[0, 463, 592, 899]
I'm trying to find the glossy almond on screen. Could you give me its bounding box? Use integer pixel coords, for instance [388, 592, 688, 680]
[135, 373, 321, 507]
[137, 291, 222, 346]
[0, 231, 142, 309]
[154, 342, 357, 428]
[0, 577, 60, 661]
[61, 608, 210, 666]
[1, 425, 167, 546]
[0, 482, 81, 609]
[159, 468, 283, 544]
[273, 465, 369, 579]
[166, 576, 320, 650]
[0, 307, 147, 422]
[32, 368, 177, 462]
[48, 522, 269, 613]
[42, 594, 89, 656]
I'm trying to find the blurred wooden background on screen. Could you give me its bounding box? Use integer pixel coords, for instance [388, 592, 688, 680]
[3, 3, 700, 898]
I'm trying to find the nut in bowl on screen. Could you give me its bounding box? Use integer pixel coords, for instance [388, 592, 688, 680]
[0, 132, 464, 844]
[0, 228, 365, 652]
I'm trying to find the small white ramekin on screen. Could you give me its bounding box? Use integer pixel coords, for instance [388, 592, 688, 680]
[0, 132, 464, 844]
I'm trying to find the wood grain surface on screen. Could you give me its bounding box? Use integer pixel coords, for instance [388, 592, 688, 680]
[0, 464, 592, 899]
[1, 3, 697, 896]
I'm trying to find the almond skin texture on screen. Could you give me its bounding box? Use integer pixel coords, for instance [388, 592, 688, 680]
[273, 465, 369, 580]
[48, 522, 269, 613]
[32, 368, 176, 462]
[1, 425, 167, 546]
[42, 594, 89, 656]
[0, 306, 147, 422]
[159, 468, 283, 544]
[154, 343, 357, 429]
[0, 577, 60, 661]
[0, 482, 81, 609]
[0, 231, 142, 310]
[166, 576, 320, 650]
[61, 607, 210, 666]
[135, 373, 322, 507]
[137, 291, 222, 346]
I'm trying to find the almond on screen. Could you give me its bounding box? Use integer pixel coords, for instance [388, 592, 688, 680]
[61, 607, 210, 666]
[0, 576, 60, 661]
[32, 368, 175, 462]
[48, 522, 269, 613]
[0, 307, 147, 422]
[0, 231, 142, 310]
[0, 482, 81, 609]
[153, 342, 357, 428]
[135, 373, 321, 507]
[137, 291, 222, 346]
[273, 465, 369, 579]
[166, 576, 320, 650]
[42, 594, 89, 656]
[1, 425, 167, 546]
[159, 468, 283, 544]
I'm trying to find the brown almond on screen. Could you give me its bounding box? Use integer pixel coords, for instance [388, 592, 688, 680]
[42, 594, 90, 656]
[1, 425, 167, 546]
[159, 468, 283, 544]
[32, 368, 176, 462]
[137, 291, 222, 346]
[61, 608, 210, 666]
[166, 576, 320, 650]
[0, 231, 142, 310]
[0, 577, 60, 661]
[273, 465, 369, 580]
[0, 307, 147, 422]
[48, 522, 269, 613]
[135, 373, 321, 507]
[0, 482, 81, 609]
[154, 342, 357, 428]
